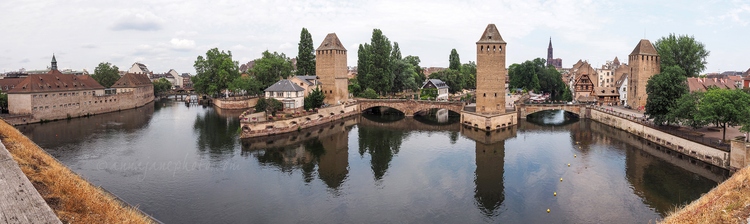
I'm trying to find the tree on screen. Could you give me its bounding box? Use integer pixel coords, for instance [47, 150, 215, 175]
[668, 91, 704, 128]
[295, 28, 316, 76]
[193, 48, 240, 96]
[228, 76, 263, 96]
[304, 87, 325, 110]
[153, 78, 172, 94]
[93, 62, 120, 88]
[348, 78, 362, 97]
[645, 66, 688, 125]
[404, 55, 425, 85]
[460, 61, 477, 89]
[561, 86, 573, 102]
[0, 90, 7, 113]
[449, 49, 461, 70]
[429, 69, 464, 94]
[356, 29, 393, 95]
[696, 88, 750, 142]
[255, 98, 283, 116]
[508, 58, 543, 92]
[359, 88, 379, 99]
[654, 34, 710, 77]
[252, 50, 293, 89]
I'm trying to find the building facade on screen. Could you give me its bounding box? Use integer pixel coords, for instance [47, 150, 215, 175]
[475, 24, 507, 114]
[420, 79, 449, 101]
[289, 75, 319, 97]
[315, 33, 349, 105]
[264, 79, 305, 111]
[627, 39, 660, 110]
[616, 74, 628, 106]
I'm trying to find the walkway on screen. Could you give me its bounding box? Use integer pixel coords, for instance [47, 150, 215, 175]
[0, 140, 61, 224]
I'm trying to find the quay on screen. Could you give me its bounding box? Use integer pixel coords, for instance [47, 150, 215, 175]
[0, 139, 60, 224]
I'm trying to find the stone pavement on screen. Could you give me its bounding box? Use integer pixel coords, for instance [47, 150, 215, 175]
[0, 140, 61, 224]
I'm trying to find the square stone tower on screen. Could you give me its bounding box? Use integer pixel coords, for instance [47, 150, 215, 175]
[476, 24, 507, 114]
[316, 33, 349, 105]
[627, 39, 660, 110]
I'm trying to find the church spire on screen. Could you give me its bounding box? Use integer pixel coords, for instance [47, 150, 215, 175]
[51, 54, 58, 71]
[548, 37, 552, 49]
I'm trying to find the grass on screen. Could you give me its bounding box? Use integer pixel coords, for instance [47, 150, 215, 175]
[662, 166, 750, 224]
[0, 119, 154, 224]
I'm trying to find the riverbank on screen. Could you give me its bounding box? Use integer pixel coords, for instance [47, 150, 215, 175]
[0, 119, 154, 223]
[662, 165, 750, 223]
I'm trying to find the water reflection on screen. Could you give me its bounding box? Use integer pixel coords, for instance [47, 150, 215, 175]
[357, 115, 409, 180]
[461, 125, 517, 216]
[192, 107, 243, 155]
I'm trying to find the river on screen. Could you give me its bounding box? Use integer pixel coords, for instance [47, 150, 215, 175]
[18, 99, 729, 223]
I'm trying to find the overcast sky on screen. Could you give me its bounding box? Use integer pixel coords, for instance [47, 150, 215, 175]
[1, 0, 748, 75]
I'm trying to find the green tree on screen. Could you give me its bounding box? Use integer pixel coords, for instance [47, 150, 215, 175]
[0, 90, 7, 113]
[228, 76, 263, 96]
[304, 87, 325, 110]
[449, 49, 461, 70]
[359, 88, 379, 99]
[668, 91, 704, 128]
[92, 62, 121, 88]
[193, 48, 240, 96]
[252, 50, 293, 89]
[561, 87, 573, 102]
[255, 98, 283, 116]
[404, 55, 425, 85]
[348, 78, 362, 97]
[295, 28, 316, 76]
[508, 58, 544, 92]
[645, 66, 688, 125]
[357, 29, 393, 95]
[460, 61, 477, 89]
[654, 34, 710, 77]
[153, 78, 172, 94]
[696, 88, 750, 141]
[428, 69, 464, 94]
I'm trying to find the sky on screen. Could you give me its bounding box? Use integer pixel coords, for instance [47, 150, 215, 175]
[1, 0, 749, 75]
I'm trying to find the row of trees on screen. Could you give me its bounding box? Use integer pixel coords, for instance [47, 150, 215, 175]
[508, 58, 571, 101]
[645, 33, 750, 141]
[354, 29, 426, 97]
[427, 49, 477, 94]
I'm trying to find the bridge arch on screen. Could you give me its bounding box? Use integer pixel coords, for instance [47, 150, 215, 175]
[518, 104, 584, 118]
[357, 99, 464, 116]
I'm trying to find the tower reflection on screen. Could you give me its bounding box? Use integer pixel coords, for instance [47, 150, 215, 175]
[461, 125, 517, 216]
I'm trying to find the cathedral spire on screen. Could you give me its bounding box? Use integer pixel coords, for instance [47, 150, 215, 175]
[548, 37, 552, 49]
[51, 54, 58, 71]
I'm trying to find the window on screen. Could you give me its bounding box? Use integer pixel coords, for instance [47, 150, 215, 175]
[276, 92, 283, 97]
[284, 101, 295, 109]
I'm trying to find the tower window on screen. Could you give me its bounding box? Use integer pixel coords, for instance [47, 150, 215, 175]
[483, 93, 486, 97]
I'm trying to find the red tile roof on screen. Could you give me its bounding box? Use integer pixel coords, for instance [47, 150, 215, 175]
[0, 78, 24, 91]
[7, 70, 105, 94]
[113, 73, 152, 88]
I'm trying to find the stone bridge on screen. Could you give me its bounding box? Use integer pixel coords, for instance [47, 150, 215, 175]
[357, 99, 465, 116]
[517, 103, 587, 118]
[359, 116, 461, 132]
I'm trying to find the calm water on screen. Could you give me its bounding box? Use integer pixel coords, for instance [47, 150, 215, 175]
[19, 100, 729, 223]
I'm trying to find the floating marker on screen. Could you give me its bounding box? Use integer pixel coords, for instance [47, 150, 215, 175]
[547, 208, 550, 213]
[560, 178, 563, 182]
[554, 192, 557, 196]
[574, 154, 577, 158]
[567, 163, 570, 167]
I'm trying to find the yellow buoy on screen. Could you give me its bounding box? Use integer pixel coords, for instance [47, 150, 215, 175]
[547, 209, 550, 213]
[567, 163, 570, 167]
[560, 178, 563, 182]
[554, 192, 557, 196]
[574, 154, 577, 158]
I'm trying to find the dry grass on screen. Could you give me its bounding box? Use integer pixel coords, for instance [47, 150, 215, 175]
[662, 167, 750, 224]
[0, 119, 154, 224]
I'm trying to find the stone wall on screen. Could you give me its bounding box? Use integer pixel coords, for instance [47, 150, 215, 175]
[6, 89, 154, 125]
[730, 139, 750, 172]
[213, 97, 259, 109]
[358, 99, 464, 116]
[460, 111, 516, 131]
[590, 108, 729, 169]
[240, 103, 359, 138]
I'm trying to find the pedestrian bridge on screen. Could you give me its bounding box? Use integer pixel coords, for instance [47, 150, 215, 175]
[517, 103, 585, 118]
[357, 99, 465, 116]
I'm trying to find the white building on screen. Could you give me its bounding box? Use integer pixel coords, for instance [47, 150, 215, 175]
[264, 79, 305, 111]
[127, 62, 150, 74]
[421, 79, 450, 101]
[615, 73, 628, 106]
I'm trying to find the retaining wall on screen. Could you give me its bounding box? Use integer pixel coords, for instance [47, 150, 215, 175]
[240, 103, 359, 138]
[213, 97, 259, 109]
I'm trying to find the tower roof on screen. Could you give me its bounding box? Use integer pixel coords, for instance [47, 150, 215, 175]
[51, 54, 57, 63]
[629, 39, 658, 56]
[548, 37, 552, 48]
[613, 56, 620, 65]
[477, 24, 506, 44]
[317, 33, 346, 51]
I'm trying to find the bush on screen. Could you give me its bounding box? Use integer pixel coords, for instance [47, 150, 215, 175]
[255, 98, 283, 116]
[359, 88, 379, 99]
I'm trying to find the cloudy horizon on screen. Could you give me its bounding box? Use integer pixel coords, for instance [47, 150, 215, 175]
[1, 0, 748, 75]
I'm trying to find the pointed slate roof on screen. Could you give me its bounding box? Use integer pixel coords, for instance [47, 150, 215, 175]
[264, 79, 305, 92]
[548, 37, 552, 48]
[629, 39, 658, 56]
[613, 57, 620, 65]
[317, 33, 346, 51]
[477, 24, 506, 44]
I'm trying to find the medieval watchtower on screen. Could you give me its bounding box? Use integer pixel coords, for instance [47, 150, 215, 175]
[315, 33, 349, 105]
[627, 39, 660, 110]
[475, 24, 506, 114]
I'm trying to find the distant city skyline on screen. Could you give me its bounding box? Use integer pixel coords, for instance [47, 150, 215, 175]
[1, 0, 748, 75]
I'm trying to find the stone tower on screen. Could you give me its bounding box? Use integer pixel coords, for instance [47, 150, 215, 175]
[547, 37, 553, 67]
[475, 24, 506, 114]
[51, 54, 58, 71]
[627, 39, 660, 109]
[315, 33, 349, 105]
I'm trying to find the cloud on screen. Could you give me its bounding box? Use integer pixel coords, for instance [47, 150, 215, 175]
[19, 58, 30, 63]
[111, 11, 164, 31]
[170, 38, 196, 51]
[81, 44, 97, 49]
